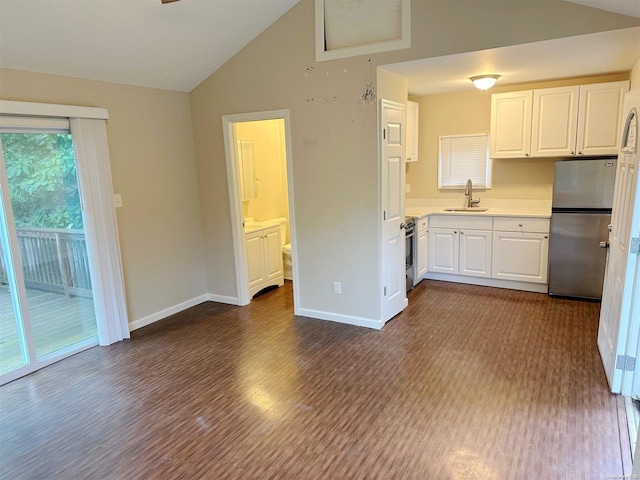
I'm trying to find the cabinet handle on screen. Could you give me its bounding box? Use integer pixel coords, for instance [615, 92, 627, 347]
[460, 231, 464, 235]
[454, 230, 458, 234]
[570, 151, 575, 155]
[518, 224, 523, 227]
[578, 151, 582, 155]
[525, 153, 530, 157]
[544, 235, 548, 239]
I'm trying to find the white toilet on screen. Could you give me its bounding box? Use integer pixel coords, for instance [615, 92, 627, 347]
[273, 217, 293, 280]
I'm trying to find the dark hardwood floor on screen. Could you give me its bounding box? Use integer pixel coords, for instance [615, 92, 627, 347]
[0, 280, 632, 479]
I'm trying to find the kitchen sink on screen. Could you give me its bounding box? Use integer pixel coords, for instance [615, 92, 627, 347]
[443, 207, 489, 212]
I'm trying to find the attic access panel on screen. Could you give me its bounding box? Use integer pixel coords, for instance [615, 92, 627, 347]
[315, 0, 411, 62]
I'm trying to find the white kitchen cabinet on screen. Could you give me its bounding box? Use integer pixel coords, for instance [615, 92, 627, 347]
[406, 100, 419, 163]
[490, 90, 533, 159]
[459, 229, 493, 278]
[491, 81, 629, 159]
[246, 225, 284, 297]
[428, 228, 459, 275]
[428, 216, 493, 278]
[416, 216, 428, 280]
[492, 217, 549, 284]
[531, 86, 579, 157]
[576, 81, 628, 156]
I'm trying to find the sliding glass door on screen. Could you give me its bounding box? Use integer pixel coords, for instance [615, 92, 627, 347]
[0, 121, 98, 382]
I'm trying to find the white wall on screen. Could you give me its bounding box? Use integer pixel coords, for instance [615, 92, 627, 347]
[190, 0, 639, 324]
[0, 68, 208, 325]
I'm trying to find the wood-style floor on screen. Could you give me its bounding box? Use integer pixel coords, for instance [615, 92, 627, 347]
[0, 280, 632, 479]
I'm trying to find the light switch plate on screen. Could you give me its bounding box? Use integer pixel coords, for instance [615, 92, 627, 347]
[113, 194, 123, 208]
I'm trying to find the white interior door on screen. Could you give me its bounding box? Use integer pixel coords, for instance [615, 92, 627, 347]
[380, 99, 407, 322]
[598, 87, 640, 395]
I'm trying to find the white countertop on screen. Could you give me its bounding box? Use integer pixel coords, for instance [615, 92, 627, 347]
[405, 198, 551, 219]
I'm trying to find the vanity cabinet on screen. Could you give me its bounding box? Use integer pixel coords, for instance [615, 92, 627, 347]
[428, 216, 492, 278]
[491, 81, 629, 159]
[416, 215, 428, 280]
[491, 217, 549, 284]
[406, 100, 419, 163]
[246, 225, 284, 297]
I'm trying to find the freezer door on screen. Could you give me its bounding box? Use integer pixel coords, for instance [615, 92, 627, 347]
[553, 159, 616, 209]
[548, 212, 611, 300]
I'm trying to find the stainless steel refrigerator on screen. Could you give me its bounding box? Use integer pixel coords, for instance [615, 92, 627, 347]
[548, 158, 617, 300]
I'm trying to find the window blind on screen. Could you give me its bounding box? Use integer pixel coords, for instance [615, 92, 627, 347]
[439, 134, 491, 189]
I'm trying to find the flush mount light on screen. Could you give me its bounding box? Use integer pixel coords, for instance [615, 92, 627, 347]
[470, 74, 501, 91]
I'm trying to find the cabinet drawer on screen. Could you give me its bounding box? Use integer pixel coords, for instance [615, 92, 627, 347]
[429, 215, 493, 230]
[417, 216, 428, 232]
[493, 217, 550, 233]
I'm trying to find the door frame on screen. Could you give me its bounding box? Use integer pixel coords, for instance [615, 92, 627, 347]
[222, 109, 298, 311]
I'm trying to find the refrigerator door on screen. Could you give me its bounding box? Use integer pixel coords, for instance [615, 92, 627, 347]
[548, 212, 611, 299]
[553, 159, 617, 209]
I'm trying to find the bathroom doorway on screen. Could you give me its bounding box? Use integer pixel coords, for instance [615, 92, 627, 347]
[222, 110, 298, 311]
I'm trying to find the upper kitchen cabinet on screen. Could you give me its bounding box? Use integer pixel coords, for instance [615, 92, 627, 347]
[490, 90, 533, 159]
[406, 100, 419, 163]
[531, 86, 579, 157]
[490, 80, 629, 159]
[575, 81, 628, 156]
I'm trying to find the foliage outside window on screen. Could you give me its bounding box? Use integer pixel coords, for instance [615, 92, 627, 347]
[1, 133, 83, 229]
[438, 134, 492, 190]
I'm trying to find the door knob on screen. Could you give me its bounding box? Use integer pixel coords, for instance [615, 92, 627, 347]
[600, 241, 609, 249]
[608, 224, 613, 232]
[400, 223, 406, 230]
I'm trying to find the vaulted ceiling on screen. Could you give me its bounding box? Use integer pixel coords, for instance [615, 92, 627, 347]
[0, 0, 638, 93]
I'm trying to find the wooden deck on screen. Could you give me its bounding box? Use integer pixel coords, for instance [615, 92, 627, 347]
[0, 285, 96, 375]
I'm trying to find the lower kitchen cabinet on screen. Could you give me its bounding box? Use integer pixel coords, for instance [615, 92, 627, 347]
[428, 224, 492, 278]
[246, 225, 284, 297]
[460, 229, 492, 278]
[491, 231, 549, 284]
[416, 216, 428, 280]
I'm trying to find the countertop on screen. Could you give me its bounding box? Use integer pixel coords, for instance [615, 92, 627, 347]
[405, 199, 551, 219]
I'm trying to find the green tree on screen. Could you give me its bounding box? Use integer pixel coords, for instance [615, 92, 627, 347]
[1, 133, 83, 229]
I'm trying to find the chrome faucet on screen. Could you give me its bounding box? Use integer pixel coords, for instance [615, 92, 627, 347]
[464, 178, 481, 208]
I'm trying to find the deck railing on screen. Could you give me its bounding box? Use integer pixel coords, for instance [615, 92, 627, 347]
[0, 227, 92, 298]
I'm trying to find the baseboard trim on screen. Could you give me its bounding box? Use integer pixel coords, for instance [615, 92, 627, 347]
[129, 293, 240, 331]
[297, 308, 384, 330]
[422, 273, 548, 294]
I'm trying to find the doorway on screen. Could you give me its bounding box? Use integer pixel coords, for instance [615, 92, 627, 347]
[222, 110, 298, 310]
[0, 123, 98, 383]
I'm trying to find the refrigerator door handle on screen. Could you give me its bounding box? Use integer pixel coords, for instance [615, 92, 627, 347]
[600, 241, 610, 249]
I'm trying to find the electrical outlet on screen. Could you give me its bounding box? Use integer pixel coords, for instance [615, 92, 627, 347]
[333, 281, 342, 295]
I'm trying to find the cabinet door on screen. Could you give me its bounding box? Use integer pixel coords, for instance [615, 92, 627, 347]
[459, 229, 492, 278]
[406, 100, 419, 163]
[246, 230, 265, 289]
[490, 90, 533, 159]
[492, 231, 549, 284]
[428, 227, 459, 274]
[262, 226, 283, 281]
[531, 86, 579, 157]
[416, 228, 428, 279]
[576, 81, 628, 156]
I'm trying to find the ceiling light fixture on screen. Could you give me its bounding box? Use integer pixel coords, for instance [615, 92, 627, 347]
[470, 74, 501, 91]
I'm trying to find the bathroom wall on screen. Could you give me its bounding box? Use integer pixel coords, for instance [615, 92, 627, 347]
[236, 119, 290, 243]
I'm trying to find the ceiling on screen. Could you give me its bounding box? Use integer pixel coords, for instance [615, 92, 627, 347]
[0, 0, 300, 92]
[383, 27, 640, 96]
[0, 0, 637, 94]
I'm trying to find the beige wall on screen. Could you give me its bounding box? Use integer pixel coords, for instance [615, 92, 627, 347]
[0, 68, 207, 324]
[406, 73, 631, 201]
[631, 56, 640, 89]
[236, 119, 290, 243]
[190, 0, 638, 322]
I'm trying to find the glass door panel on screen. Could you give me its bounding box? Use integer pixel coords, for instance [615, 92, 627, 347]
[0, 210, 28, 375]
[0, 131, 97, 371]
